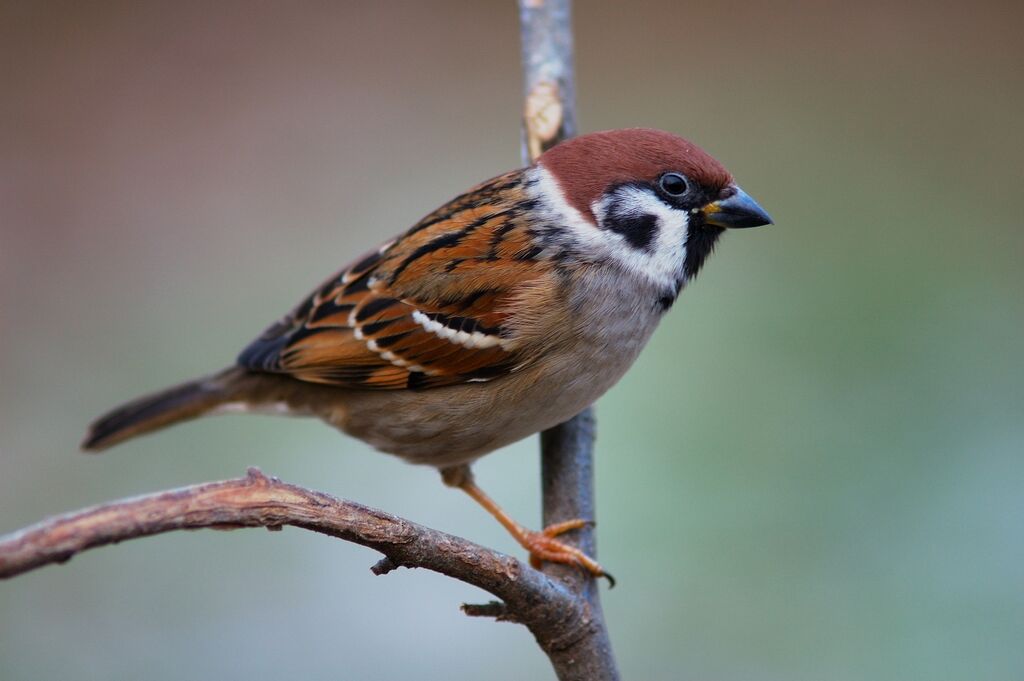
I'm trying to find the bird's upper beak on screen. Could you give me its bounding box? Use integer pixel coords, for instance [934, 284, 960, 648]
[702, 186, 773, 229]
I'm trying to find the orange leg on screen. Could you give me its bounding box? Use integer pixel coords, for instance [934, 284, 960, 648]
[442, 466, 613, 586]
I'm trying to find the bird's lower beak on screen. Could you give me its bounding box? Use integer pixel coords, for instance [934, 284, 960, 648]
[702, 186, 773, 229]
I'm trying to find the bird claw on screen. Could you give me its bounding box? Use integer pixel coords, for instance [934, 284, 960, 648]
[520, 520, 615, 588]
[453, 478, 615, 587]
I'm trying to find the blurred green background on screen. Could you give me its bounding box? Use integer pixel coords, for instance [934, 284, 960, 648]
[2, 1, 1022, 679]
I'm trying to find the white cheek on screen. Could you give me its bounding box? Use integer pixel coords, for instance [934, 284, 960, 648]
[529, 166, 688, 292]
[591, 186, 689, 291]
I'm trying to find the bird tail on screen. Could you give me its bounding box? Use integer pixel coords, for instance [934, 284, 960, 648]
[82, 367, 250, 452]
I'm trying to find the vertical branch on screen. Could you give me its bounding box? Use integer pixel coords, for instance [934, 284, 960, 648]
[519, 3, 619, 680]
[519, 0, 577, 160]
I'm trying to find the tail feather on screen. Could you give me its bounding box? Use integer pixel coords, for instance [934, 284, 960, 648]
[82, 367, 245, 451]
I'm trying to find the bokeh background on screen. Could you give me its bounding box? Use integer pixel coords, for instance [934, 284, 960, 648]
[2, 1, 1022, 679]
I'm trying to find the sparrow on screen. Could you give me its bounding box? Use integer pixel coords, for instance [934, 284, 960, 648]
[83, 128, 772, 582]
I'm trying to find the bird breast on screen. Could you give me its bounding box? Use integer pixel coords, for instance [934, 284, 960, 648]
[321, 265, 665, 468]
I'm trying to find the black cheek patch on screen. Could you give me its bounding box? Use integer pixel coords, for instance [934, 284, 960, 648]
[607, 212, 659, 250]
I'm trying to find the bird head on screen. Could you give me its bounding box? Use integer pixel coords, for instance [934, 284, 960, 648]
[534, 128, 772, 305]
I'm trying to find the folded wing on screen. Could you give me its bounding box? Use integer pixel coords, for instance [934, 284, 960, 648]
[237, 170, 553, 390]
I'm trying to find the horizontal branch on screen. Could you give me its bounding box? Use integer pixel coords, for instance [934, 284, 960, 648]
[0, 468, 598, 655]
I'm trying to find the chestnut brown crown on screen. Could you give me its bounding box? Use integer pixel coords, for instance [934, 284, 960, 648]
[537, 128, 733, 223]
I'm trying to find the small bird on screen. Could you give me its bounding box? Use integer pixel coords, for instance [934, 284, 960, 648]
[83, 128, 771, 582]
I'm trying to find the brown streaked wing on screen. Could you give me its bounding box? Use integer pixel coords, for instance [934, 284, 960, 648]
[236, 168, 551, 390]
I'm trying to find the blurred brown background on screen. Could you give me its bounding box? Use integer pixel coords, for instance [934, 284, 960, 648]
[2, 1, 1022, 679]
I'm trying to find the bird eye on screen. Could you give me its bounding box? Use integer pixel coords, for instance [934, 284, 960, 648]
[659, 173, 688, 197]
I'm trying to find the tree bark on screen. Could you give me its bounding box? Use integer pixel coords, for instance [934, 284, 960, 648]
[0, 469, 593, 650]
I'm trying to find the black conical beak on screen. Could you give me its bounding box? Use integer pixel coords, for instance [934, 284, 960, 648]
[702, 186, 773, 229]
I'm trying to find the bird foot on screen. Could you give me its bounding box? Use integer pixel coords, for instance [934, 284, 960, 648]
[518, 519, 615, 587]
[448, 471, 616, 587]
